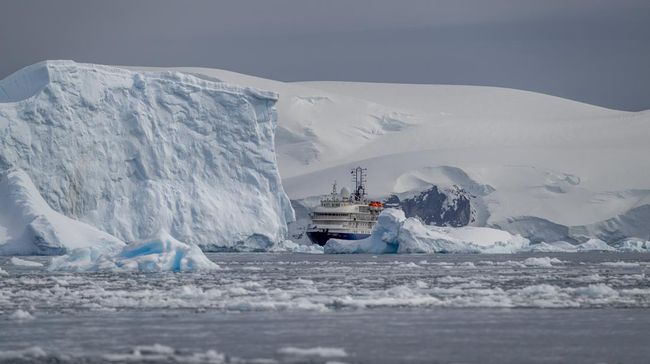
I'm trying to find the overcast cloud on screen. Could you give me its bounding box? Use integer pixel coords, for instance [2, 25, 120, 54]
[1, 0, 648, 110]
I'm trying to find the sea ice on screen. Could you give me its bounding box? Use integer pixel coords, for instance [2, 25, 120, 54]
[50, 231, 219, 272]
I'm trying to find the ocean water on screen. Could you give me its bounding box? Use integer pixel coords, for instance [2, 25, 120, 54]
[1, 252, 649, 363]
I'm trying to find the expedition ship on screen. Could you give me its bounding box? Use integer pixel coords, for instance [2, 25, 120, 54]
[306, 167, 384, 246]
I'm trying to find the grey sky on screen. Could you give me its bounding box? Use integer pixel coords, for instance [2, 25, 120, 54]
[1, 0, 649, 111]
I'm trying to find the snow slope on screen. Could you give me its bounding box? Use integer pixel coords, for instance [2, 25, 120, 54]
[0, 169, 125, 255]
[0, 61, 293, 252]
[128, 65, 650, 243]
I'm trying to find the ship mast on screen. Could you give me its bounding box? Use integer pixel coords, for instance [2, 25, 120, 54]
[350, 166, 367, 201]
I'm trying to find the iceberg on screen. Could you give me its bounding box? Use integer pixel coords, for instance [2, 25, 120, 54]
[0, 168, 125, 255]
[576, 238, 617, 252]
[520, 241, 578, 253]
[49, 231, 219, 272]
[612, 238, 650, 252]
[0, 61, 293, 252]
[325, 209, 529, 254]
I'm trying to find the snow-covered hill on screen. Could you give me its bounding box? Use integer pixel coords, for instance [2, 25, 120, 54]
[0, 61, 293, 252]
[127, 65, 650, 244]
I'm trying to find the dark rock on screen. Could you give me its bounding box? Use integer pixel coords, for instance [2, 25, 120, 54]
[386, 185, 472, 227]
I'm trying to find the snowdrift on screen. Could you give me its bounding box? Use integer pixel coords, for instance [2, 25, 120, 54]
[0, 61, 293, 252]
[0, 169, 125, 255]
[50, 231, 219, 272]
[324, 209, 529, 254]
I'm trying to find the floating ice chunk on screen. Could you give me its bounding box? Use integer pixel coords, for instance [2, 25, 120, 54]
[522, 257, 563, 267]
[612, 238, 650, 252]
[9, 257, 43, 267]
[600, 261, 640, 267]
[103, 344, 227, 363]
[269, 239, 324, 253]
[50, 231, 219, 272]
[0, 266, 7, 275]
[0, 347, 46, 360]
[576, 238, 617, 252]
[573, 284, 619, 299]
[9, 309, 34, 321]
[522, 241, 578, 253]
[325, 208, 528, 254]
[277, 346, 348, 358]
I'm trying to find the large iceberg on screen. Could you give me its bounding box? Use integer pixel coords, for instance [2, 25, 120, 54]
[50, 231, 219, 272]
[0, 168, 125, 255]
[0, 61, 293, 252]
[324, 209, 529, 254]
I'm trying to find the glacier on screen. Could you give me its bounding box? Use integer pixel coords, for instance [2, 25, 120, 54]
[0, 61, 294, 253]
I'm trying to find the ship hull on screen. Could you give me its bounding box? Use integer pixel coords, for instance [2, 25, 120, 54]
[306, 231, 371, 246]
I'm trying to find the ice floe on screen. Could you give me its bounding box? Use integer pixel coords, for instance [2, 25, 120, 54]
[8, 309, 34, 321]
[277, 346, 348, 358]
[522, 257, 563, 267]
[10, 257, 43, 267]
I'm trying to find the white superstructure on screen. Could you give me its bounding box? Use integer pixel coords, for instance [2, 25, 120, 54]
[307, 167, 383, 245]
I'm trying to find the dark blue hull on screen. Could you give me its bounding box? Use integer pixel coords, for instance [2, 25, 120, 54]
[306, 231, 371, 246]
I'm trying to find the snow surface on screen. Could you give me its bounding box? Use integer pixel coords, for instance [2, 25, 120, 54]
[0, 61, 293, 253]
[50, 231, 220, 272]
[325, 209, 529, 254]
[129, 66, 650, 244]
[0, 169, 125, 255]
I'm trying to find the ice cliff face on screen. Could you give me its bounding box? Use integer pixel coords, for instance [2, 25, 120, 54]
[0, 168, 125, 255]
[0, 61, 293, 251]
